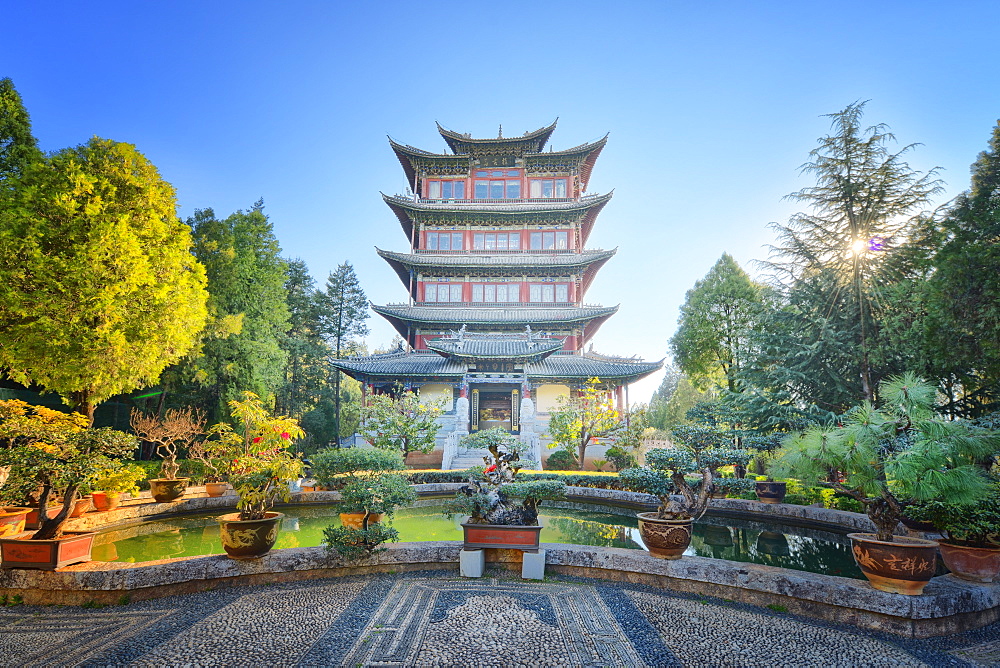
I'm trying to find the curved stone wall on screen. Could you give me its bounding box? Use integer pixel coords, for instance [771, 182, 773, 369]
[1, 485, 996, 638]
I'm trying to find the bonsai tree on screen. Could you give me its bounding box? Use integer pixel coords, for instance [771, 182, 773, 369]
[361, 390, 444, 457]
[92, 461, 147, 497]
[203, 393, 305, 521]
[903, 484, 1000, 548]
[0, 400, 137, 539]
[317, 447, 415, 560]
[772, 373, 999, 542]
[323, 472, 416, 560]
[448, 427, 565, 525]
[130, 407, 206, 480]
[620, 425, 749, 520]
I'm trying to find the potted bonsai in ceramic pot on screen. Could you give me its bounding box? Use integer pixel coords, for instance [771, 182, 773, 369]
[203, 393, 305, 560]
[323, 472, 416, 560]
[131, 407, 206, 502]
[773, 373, 999, 595]
[188, 439, 229, 497]
[310, 446, 408, 528]
[0, 400, 137, 569]
[446, 427, 565, 550]
[91, 461, 147, 511]
[620, 427, 746, 560]
[905, 486, 1000, 583]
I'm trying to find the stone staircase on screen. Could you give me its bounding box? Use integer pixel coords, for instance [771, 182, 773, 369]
[449, 449, 490, 470]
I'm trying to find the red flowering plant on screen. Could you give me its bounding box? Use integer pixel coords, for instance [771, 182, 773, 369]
[446, 427, 564, 525]
[203, 393, 305, 520]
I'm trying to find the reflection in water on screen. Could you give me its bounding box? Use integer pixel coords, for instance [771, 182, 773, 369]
[91, 505, 863, 578]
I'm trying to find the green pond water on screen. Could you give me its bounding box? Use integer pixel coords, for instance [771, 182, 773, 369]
[91, 504, 863, 579]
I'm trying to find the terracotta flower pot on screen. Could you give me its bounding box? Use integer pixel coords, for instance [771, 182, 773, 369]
[149, 478, 189, 503]
[339, 512, 385, 530]
[939, 542, 1000, 583]
[636, 512, 693, 560]
[91, 491, 122, 512]
[69, 495, 93, 518]
[848, 533, 939, 595]
[755, 481, 787, 504]
[0, 507, 30, 538]
[204, 482, 229, 498]
[461, 523, 543, 551]
[0, 531, 96, 570]
[217, 512, 283, 560]
[25, 505, 61, 530]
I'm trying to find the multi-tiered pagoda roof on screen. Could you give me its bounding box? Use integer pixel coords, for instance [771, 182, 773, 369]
[332, 120, 660, 424]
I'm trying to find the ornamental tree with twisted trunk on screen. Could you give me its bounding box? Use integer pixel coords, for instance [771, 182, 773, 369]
[0, 400, 136, 540]
[772, 373, 1000, 542]
[130, 407, 206, 480]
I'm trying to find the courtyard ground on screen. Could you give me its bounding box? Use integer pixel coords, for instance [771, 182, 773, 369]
[1, 570, 996, 667]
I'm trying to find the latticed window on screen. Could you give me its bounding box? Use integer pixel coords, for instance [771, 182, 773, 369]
[471, 283, 520, 303]
[528, 283, 570, 303]
[426, 232, 463, 250]
[529, 178, 567, 198]
[425, 180, 465, 199]
[529, 230, 568, 250]
[424, 283, 464, 302]
[473, 232, 520, 250]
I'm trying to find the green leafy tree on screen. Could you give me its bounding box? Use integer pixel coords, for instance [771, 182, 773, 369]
[0, 137, 209, 423]
[546, 378, 622, 470]
[670, 254, 765, 392]
[361, 390, 444, 456]
[276, 259, 330, 420]
[0, 78, 41, 182]
[920, 120, 1000, 417]
[764, 101, 943, 402]
[175, 203, 290, 422]
[321, 262, 369, 444]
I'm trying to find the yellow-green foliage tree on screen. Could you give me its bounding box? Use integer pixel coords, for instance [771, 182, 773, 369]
[547, 378, 622, 470]
[0, 137, 209, 423]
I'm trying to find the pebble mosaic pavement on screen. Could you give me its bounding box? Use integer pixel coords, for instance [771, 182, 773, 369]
[0, 570, 997, 667]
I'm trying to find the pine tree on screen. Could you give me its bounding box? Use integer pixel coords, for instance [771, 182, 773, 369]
[764, 101, 943, 402]
[321, 262, 369, 444]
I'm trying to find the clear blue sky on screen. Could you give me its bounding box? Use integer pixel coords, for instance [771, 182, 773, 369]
[5, 1, 999, 402]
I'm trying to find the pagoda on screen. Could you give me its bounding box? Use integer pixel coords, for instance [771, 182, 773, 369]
[332, 120, 661, 468]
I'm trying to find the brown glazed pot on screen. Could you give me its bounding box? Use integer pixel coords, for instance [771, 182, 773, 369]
[149, 478, 189, 503]
[217, 511, 283, 560]
[0, 507, 30, 538]
[938, 542, 1000, 583]
[637, 512, 693, 559]
[339, 512, 384, 530]
[754, 481, 787, 504]
[91, 491, 122, 512]
[848, 533, 939, 595]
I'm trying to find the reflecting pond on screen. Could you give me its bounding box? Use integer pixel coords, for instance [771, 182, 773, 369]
[90, 504, 863, 579]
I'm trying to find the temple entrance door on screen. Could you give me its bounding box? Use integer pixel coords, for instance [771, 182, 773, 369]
[471, 387, 520, 434]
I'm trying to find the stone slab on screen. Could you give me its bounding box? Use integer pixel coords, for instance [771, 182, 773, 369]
[522, 549, 546, 580]
[459, 548, 484, 577]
